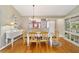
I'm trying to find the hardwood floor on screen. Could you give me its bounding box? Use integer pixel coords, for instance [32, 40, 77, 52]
[0, 37, 79, 53]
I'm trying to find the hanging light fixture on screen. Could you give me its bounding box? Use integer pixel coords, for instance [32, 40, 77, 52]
[30, 5, 35, 21]
[29, 5, 41, 22]
[33, 5, 35, 19]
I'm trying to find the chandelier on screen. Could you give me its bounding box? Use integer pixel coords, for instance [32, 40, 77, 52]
[33, 5, 35, 19]
[29, 5, 35, 21]
[29, 5, 41, 22]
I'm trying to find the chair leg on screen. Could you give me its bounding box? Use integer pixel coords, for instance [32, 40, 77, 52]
[26, 46, 31, 53]
[11, 38, 14, 48]
[49, 46, 52, 52]
[39, 42, 41, 52]
[23, 34, 25, 44]
[36, 42, 38, 52]
[46, 42, 48, 52]
[26, 42, 31, 53]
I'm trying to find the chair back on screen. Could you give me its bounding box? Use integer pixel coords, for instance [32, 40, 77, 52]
[29, 32, 37, 40]
[40, 32, 48, 40]
[41, 32, 48, 37]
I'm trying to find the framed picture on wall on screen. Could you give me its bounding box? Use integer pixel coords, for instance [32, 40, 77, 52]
[32, 21, 40, 29]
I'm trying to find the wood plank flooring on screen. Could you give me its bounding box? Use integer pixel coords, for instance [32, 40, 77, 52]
[0, 37, 79, 53]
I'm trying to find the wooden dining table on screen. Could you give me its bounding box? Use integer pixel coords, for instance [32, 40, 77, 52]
[26, 31, 42, 46]
[25, 28, 54, 47]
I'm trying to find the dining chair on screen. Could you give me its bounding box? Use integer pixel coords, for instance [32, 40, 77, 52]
[39, 32, 49, 52]
[29, 32, 39, 49]
[53, 31, 59, 41]
[52, 31, 61, 47]
[40, 32, 48, 41]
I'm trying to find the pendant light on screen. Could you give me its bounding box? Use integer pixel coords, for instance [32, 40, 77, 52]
[33, 5, 35, 19]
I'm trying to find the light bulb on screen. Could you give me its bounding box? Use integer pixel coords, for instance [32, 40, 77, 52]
[10, 22, 15, 25]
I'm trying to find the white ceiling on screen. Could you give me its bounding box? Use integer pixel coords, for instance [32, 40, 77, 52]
[13, 5, 77, 16]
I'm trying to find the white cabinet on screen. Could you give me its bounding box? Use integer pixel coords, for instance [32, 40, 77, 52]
[0, 25, 23, 49]
[65, 16, 79, 47]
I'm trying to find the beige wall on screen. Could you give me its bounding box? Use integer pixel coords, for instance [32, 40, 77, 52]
[20, 16, 30, 32]
[56, 18, 65, 37]
[0, 5, 22, 26]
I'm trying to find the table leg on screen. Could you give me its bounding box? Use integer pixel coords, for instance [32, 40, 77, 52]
[49, 36, 52, 47]
[27, 34, 30, 46]
[6, 38, 8, 45]
[46, 42, 48, 52]
[11, 38, 14, 48]
[22, 31, 26, 44]
[36, 42, 38, 52]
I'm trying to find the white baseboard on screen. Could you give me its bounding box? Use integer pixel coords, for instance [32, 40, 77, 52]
[63, 37, 79, 47]
[59, 35, 64, 37]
